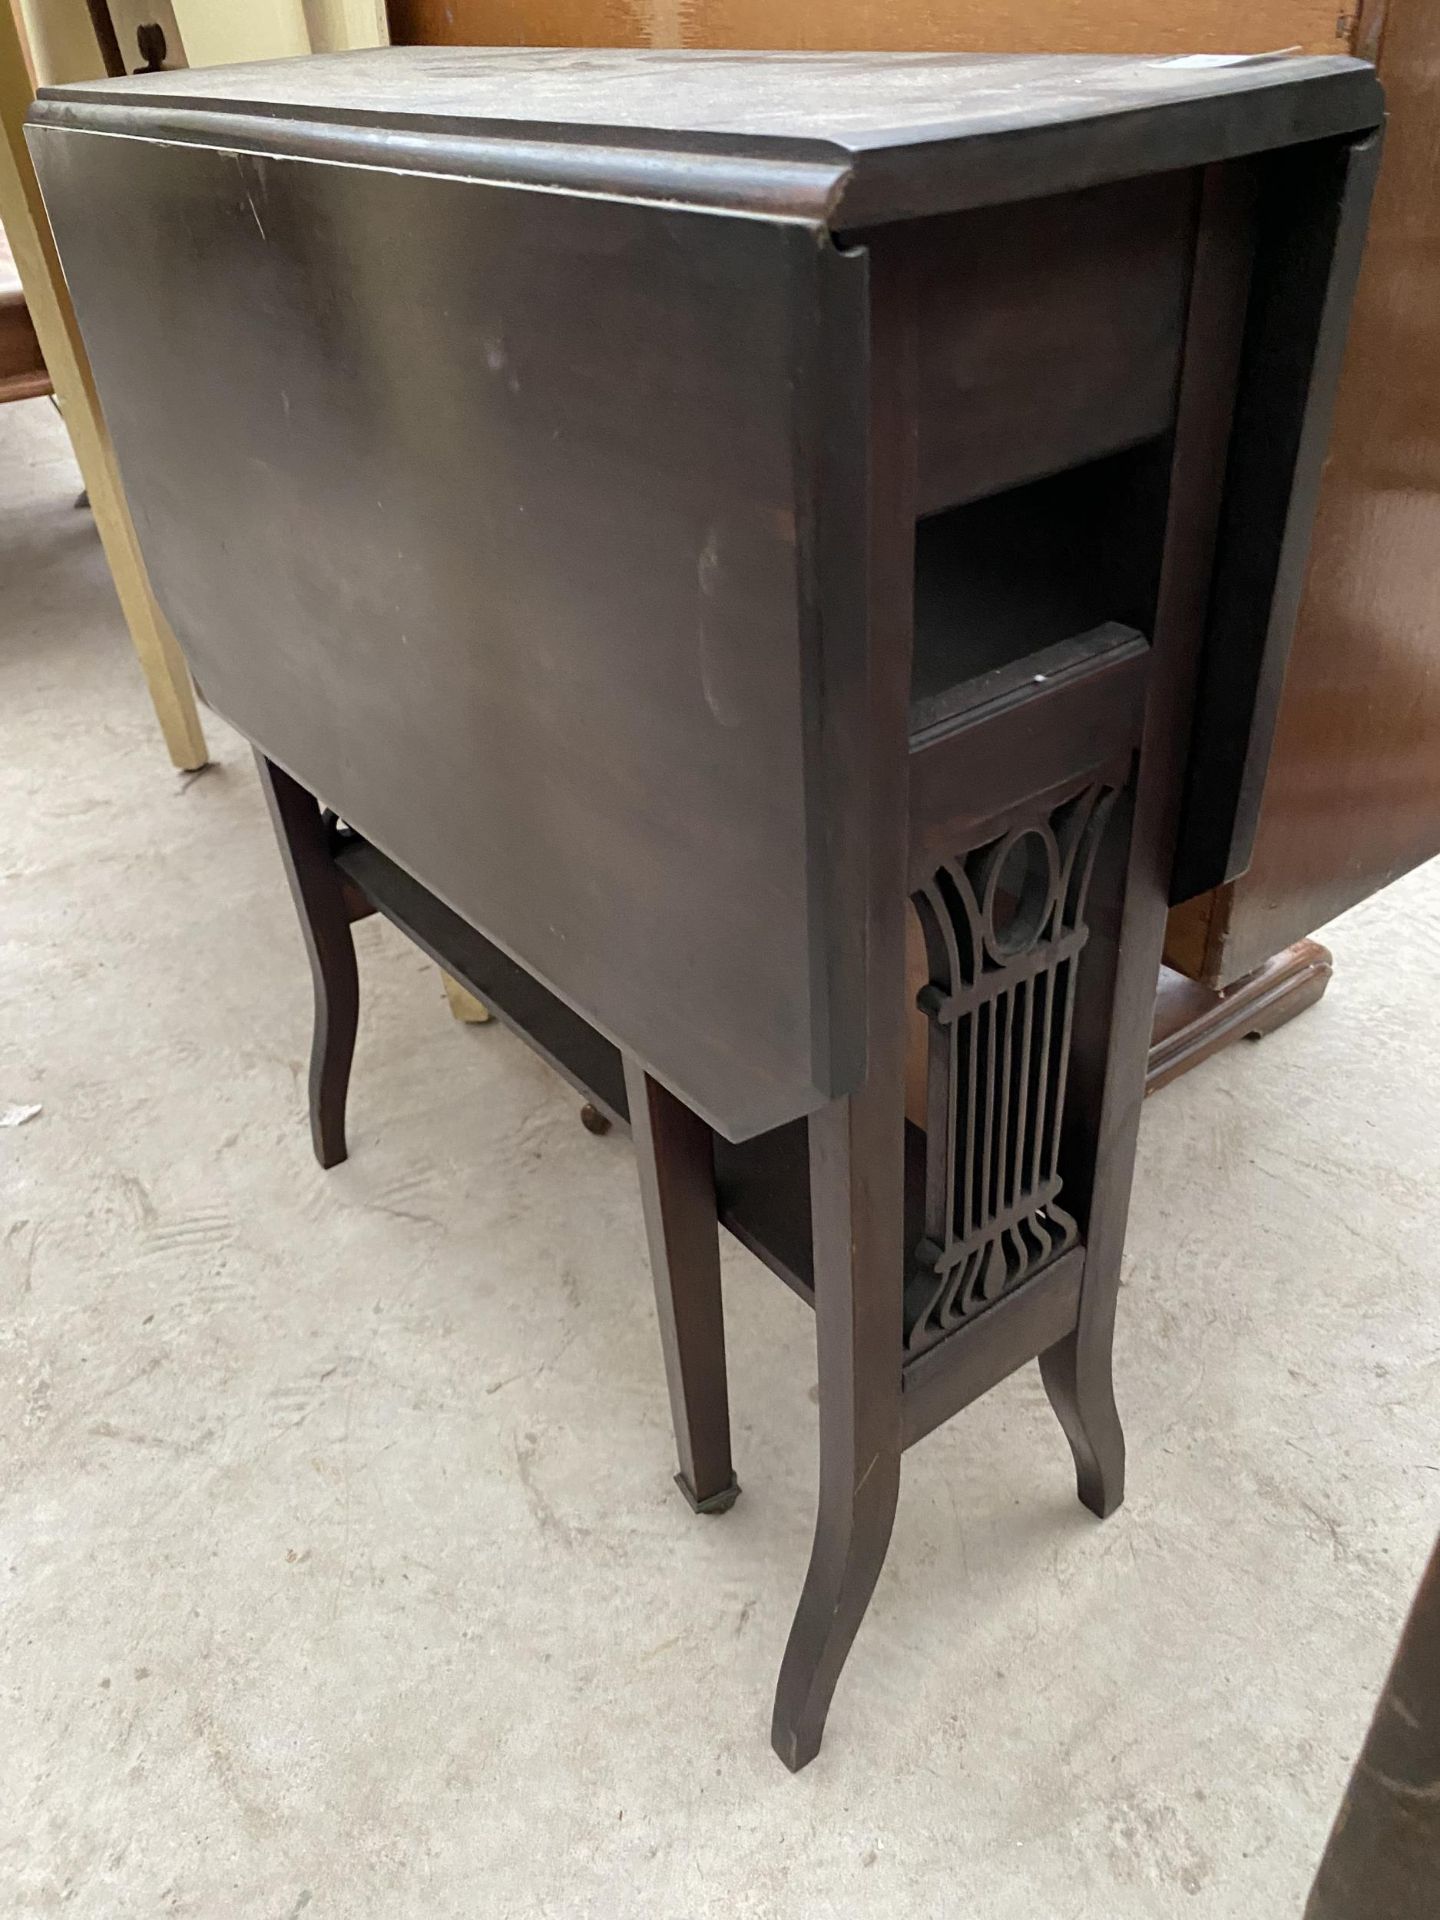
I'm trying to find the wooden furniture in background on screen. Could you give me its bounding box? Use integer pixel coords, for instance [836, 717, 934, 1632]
[1305, 1532, 1440, 1919]
[1165, 0, 1440, 990]
[94, 0, 388, 72]
[387, 0, 1351, 57]
[388, 2, 1440, 1082]
[1147, 938, 1333, 1091]
[0, 214, 50, 402]
[13, 0, 101, 87]
[3, 0, 389, 770]
[1, 0, 206, 769]
[17, 0, 388, 82]
[32, 49, 1379, 1765]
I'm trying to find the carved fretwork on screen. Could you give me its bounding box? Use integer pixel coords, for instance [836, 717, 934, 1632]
[905, 783, 1118, 1355]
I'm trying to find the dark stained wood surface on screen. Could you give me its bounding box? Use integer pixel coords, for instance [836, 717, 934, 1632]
[1042, 162, 1260, 1531]
[901, 1248, 1083, 1448]
[28, 49, 1385, 955]
[768, 235, 917, 1774]
[409, 3, 1440, 1104]
[1305, 1532, 1440, 1920]
[30, 44, 1372, 141]
[1172, 128, 1383, 901]
[32, 47, 1381, 226]
[26, 54, 1387, 1127]
[911, 172, 1189, 514]
[28, 122, 870, 1142]
[623, 1056, 740, 1514]
[256, 758, 360, 1171]
[334, 823, 901, 1313]
[908, 437, 1166, 728]
[336, 834, 632, 1127]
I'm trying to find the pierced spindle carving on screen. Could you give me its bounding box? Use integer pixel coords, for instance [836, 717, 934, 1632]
[905, 783, 1118, 1355]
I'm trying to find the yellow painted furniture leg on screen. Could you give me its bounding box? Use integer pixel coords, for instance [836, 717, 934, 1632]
[442, 974, 492, 1024]
[0, 3, 208, 770]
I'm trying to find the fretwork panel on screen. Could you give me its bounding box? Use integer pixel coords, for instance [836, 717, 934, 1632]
[905, 783, 1119, 1355]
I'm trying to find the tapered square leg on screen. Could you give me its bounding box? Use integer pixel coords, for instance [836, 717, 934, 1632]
[255, 755, 359, 1170]
[623, 1056, 739, 1516]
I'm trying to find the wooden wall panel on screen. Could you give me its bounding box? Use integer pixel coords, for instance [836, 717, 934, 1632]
[389, 0, 640, 43]
[389, 0, 1348, 56]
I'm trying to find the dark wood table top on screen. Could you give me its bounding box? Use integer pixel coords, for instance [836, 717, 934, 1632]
[35, 48, 1381, 225]
[26, 49, 1383, 1140]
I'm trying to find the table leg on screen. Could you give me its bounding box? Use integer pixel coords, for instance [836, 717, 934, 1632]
[622, 1057, 738, 1516]
[1037, 164, 1258, 1525]
[0, 11, 208, 772]
[1039, 1326, 1125, 1519]
[770, 1073, 905, 1773]
[442, 972, 492, 1024]
[255, 754, 359, 1170]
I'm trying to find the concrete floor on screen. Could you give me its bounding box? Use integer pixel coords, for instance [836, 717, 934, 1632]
[2, 391, 1436, 1920]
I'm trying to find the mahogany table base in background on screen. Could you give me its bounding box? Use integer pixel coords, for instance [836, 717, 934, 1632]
[1145, 940, 1334, 1093]
[0, 220, 52, 405]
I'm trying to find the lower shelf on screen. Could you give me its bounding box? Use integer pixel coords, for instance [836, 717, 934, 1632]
[337, 833, 832, 1302]
[335, 832, 1084, 1413]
